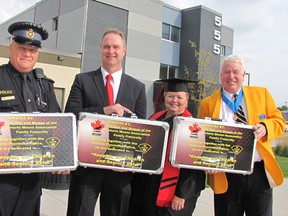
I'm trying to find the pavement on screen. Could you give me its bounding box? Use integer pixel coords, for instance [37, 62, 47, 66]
[40, 178, 288, 216]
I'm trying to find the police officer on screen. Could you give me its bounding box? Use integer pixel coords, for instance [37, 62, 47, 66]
[0, 21, 60, 216]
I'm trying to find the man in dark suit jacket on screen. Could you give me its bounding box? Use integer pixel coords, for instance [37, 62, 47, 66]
[65, 28, 147, 216]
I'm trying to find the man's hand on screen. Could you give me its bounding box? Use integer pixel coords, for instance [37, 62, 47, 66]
[52, 171, 70, 175]
[103, 103, 132, 116]
[205, 170, 220, 174]
[253, 123, 267, 141]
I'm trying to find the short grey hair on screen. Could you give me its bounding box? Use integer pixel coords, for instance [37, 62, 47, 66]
[220, 55, 245, 73]
[101, 28, 126, 47]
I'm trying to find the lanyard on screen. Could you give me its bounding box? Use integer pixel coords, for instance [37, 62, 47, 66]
[221, 88, 243, 112]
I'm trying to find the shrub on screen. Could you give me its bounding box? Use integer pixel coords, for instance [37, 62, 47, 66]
[274, 144, 288, 157]
[273, 134, 288, 157]
[274, 145, 280, 155]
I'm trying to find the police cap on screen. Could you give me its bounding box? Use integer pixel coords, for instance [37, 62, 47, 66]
[8, 21, 49, 48]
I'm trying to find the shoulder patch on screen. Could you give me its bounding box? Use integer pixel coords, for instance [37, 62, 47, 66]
[43, 75, 55, 83]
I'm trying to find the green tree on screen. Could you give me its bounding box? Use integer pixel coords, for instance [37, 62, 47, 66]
[184, 40, 220, 116]
[278, 105, 288, 111]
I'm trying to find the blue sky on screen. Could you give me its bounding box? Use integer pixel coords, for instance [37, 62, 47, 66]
[1, 0, 287, 107]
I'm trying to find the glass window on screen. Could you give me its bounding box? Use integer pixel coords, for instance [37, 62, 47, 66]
[160, 64, 168, 79]
[52, 17, 58, 31]
[225, 47, 233, 56]
[220, 45, 225, 56]
[162, 23, 170, 40]
[170, 26, 180, 42]
[159, 64, 179, 79]
[162, 23, 180, 42]
[168, 66, 177, 78]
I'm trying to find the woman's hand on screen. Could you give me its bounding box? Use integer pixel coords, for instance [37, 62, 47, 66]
[171, 195, 185, 211]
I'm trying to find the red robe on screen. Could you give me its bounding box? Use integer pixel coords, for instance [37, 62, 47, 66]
[149, 109, 192, 207]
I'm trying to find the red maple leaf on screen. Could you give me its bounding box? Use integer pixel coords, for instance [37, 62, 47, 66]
[0, 121, 5, 129]
[91, 120, 105, 131]
[189, 123, 201, 133]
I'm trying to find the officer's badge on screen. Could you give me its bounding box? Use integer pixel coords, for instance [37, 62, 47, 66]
[26, 29, 35, 39]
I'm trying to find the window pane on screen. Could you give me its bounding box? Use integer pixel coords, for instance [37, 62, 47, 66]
[162, 23, 170, 40]
[160, 64, 168, 79]
[168, 66, 178, 78]
[220, 45, 225, 56]
[225, 47, 233, 56]
[53, 17, 58, 31]
[170, 26, 180, 42]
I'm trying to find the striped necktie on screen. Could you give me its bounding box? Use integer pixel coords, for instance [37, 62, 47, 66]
[233, 94, 247, 124]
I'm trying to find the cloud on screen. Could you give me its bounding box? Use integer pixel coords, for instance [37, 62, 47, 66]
[0, 0, 38, 23]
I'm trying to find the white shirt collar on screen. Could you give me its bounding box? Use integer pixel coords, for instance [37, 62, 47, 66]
[222, 88, 242, 102]
[101, 67, 122, 84]
[101, 67, 123, 102]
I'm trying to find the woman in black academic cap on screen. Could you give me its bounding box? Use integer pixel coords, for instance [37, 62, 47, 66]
[129, 79, 206, 216]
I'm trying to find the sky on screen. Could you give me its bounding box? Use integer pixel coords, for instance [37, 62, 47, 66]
[0, 0, 287, 107]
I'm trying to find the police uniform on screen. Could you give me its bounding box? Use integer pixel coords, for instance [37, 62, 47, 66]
[0, 21, 60, 216]
[0, 63, 60, 113]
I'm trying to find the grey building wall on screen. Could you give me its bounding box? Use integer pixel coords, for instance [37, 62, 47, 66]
[81, 0, 163, 116]
[81, 1, 128, 72]
[124, 0, 163, 80]
[179, 6, 222, 80]
[178, 5, 233, 81]
[0, 0, 86, 54]
[122, 0, 163, 116]
[37, 0, 86, 54]
[179, 7, 201, 79]
[221, 25, 234, 56]
[0, 0, 233, 116]
[160, 6, 181, 67]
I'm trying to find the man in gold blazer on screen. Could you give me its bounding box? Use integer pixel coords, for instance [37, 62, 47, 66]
[198, 55, 285, 216]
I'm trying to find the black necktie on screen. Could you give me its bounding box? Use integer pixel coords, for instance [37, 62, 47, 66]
[233, 94, 247, 124]
[22, 73, 37, 112]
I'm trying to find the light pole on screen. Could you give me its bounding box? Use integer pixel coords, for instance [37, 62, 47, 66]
[246, 72, 250, 86]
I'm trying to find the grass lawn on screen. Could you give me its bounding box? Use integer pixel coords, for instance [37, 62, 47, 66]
[276, 156, 288, 178]
[274, 133, 288, 178]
